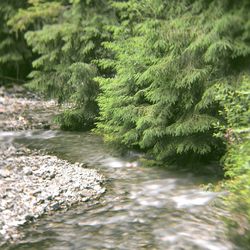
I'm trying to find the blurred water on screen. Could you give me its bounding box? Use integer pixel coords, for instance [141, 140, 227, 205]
[1, 130, 235, 250]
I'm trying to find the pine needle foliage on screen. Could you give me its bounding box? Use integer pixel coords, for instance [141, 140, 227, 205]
[96, 0, 250, 162]
[0, 0, 31, 83]
[12, 0, 114, 130]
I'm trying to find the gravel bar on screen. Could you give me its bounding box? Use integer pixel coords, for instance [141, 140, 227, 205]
[0, 143, 105, 243]
[0, 85, 58, 131]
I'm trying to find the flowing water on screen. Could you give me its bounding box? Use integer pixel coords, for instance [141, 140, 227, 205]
[1, 130, 236, 250]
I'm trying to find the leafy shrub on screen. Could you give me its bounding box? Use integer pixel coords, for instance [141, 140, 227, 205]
[216, 76, 250, 246]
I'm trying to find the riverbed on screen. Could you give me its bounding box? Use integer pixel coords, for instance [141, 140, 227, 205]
[0, 130, 236, 250]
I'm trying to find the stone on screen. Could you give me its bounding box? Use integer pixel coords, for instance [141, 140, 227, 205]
[23, 168, 32, 175]
[49, 173, 56, 179]
[51, 202, 60, 211]
[24, 215, 34, 222]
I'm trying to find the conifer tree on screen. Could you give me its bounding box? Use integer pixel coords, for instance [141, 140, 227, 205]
[11, 0, 114, 130]
[96, 0, 250, 162]
[0, 0, 31, 84]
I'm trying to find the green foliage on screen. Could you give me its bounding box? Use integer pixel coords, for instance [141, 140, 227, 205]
[8, 0, 64, 32]
[0, 0, 31, 83]
[216, 76, 250, 245]
[226, 172, 250, 247]
[11, 0, 114, 129]
[96, 0, 250, 162]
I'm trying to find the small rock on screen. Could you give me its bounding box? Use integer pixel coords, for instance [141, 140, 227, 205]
[51, 202, 60, 211]
[32, 189, 42, 196]
[49, 173, 56, 179]
[24, 215, 34, 222]
[23, 168, 32, 175]
[47, 195, 53, 201]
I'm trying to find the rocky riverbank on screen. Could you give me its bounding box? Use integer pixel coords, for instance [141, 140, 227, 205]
[0, 85, 58, 131]
[0, 141, 105, 244]
[0, 85, 105, 244]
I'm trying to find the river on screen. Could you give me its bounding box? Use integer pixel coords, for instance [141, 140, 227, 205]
[1, 130, 236, 250]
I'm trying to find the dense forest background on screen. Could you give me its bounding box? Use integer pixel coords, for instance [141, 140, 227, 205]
[0, 0, 249, 245]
